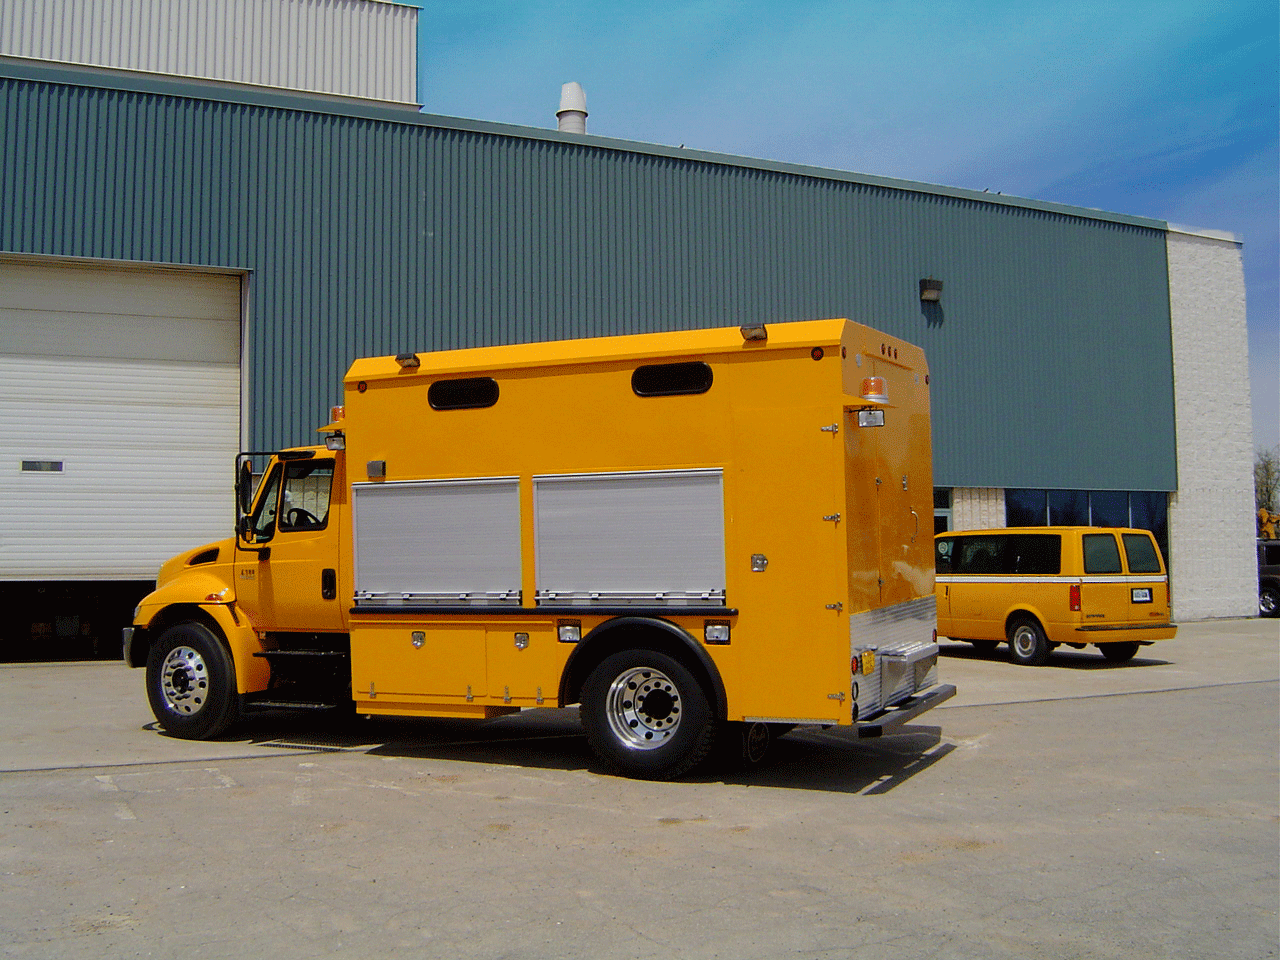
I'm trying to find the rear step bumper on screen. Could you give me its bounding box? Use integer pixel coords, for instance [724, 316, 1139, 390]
[857, 684, 956, 738]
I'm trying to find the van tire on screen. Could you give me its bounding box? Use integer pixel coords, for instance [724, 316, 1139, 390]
[581, 649, 715, 780]
[1007, 617, 1051, 666]
[145, 622, 239, 740]
[1099, 641, 1141, 663]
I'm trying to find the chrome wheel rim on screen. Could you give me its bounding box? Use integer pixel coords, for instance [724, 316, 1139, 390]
[605, 666, 682, 751]
[160, 645, 209, 715]
[1262, 591, 1278, 616]
[1012, 625, 1038, 658]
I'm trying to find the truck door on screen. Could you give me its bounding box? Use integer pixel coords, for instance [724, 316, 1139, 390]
[235, 456, 345, 634]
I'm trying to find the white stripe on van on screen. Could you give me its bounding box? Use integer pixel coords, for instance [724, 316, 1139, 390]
[936, 575, 1166, 585]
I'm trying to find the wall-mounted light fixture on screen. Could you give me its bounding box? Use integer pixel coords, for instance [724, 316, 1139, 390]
[919, 278, 943, 302]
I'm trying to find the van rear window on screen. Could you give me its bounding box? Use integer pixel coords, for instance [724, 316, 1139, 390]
[1083, 534, 1123, 574]
[1122, 533, 1162, 574]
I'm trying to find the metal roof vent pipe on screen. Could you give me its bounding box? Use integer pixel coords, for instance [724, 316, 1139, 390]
[556, 82, 588, 134]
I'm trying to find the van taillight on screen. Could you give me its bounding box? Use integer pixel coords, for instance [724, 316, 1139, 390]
[1070, 584, 1081, 612]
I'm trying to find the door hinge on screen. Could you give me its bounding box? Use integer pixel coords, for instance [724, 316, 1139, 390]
[826, 602, 844, 612]
[820, 423, 839, 434]
[822, 513, 841, 523]
[827, 691, 846, 702]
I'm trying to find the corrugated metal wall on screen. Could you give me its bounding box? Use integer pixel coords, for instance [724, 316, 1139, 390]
[0, 60, 1178, 491]
[0, 0, 417, 104]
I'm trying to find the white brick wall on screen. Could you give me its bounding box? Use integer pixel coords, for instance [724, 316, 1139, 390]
[951, 488, 1006, 531]
[1165, 228, 1256, 621]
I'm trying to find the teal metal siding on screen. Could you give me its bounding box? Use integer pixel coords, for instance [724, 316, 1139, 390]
[0, 62, 1176, 490]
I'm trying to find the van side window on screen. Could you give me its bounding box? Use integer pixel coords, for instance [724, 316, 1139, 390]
[1008, 534, 1061, 575]
[936, 537, 954, 573]
[1083, 534, 1122, 574]
[956, 536, 1003, 574]
[1122, 533, 1161, 574]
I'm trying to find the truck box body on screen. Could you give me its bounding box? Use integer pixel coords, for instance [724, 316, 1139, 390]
[128, 318, 952, 777]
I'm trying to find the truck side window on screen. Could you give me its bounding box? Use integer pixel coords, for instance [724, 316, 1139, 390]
[631, 362, 713, 397]
[428, 377, 499, 410]
[279, 461, 334, 532]
[248, 464, 282, 543]
[1083, 534, 1123, 574]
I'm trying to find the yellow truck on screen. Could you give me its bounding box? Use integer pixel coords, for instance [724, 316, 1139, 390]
[125, 319, 954, 779]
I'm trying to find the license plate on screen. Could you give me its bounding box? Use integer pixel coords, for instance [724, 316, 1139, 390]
[1132, 587, 1152, 603]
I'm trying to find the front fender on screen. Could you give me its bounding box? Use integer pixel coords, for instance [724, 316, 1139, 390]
[135, 578, 269, 695]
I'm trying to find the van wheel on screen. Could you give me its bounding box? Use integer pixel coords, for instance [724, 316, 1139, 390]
[581, 649, 715, 780]
[1007, 617, 1050, 666]
[145, 622, 239, 740]
[1099, 641, 1140, 663]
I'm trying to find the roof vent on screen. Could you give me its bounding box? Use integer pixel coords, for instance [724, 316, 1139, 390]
[556, 82, 588, 134]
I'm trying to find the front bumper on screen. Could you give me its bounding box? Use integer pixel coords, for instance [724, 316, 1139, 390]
[856, 683, 956, 738]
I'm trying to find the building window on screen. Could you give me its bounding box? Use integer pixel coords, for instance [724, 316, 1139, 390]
[933, 487, 952, 534]
[1005, 489, 1170, 568]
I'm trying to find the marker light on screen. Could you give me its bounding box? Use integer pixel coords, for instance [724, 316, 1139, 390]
[557, 621, 582, 644]
[330, 405, 346, 422]
[860, 377, 888, 403]
[704, 621, 731, 645]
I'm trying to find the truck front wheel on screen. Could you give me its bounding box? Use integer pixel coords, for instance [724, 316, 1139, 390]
[581, 649, 715, 780]
[145, 622, 239, 740]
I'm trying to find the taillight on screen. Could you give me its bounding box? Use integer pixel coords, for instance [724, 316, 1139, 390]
[1070, 584, 1081, 612]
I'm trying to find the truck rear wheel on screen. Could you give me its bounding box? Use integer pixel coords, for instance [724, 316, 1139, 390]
[145, 622, 239, 740]
[581, 649, 715, 780]
[1007, 616, 1051, 666]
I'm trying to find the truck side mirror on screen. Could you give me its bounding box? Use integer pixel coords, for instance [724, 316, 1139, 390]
[237, 461, 254, 515]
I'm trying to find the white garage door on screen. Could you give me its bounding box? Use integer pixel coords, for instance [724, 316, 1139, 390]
[0, 260, 241, 580]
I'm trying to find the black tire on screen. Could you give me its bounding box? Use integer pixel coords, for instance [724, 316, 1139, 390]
[1007, 616, 1051, 666]
[1260, 584, 1280, 618]
[580, 649, 715, 780]
[1099, 641, 1141, 663]
[145, 622, 240, 739]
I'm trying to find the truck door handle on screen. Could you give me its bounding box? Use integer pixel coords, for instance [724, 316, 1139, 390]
[321, 568, 337, 600]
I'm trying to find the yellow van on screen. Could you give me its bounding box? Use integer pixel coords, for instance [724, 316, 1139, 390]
[934, 527, 1176, 665]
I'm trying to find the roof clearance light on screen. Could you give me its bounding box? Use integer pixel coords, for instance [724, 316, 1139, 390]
[860, 376, 888, 403]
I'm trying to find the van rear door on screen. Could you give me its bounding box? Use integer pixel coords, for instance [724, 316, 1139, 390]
[1079, 532, 1129, 626]
[1120, 531, 1172, 623]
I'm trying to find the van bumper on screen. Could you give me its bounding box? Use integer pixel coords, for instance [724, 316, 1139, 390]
[1074, 623, 1178, 642]
[857, 684, 956, 738]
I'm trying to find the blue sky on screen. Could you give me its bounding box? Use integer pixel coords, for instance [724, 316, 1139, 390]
[414, 0, 1279, 450]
